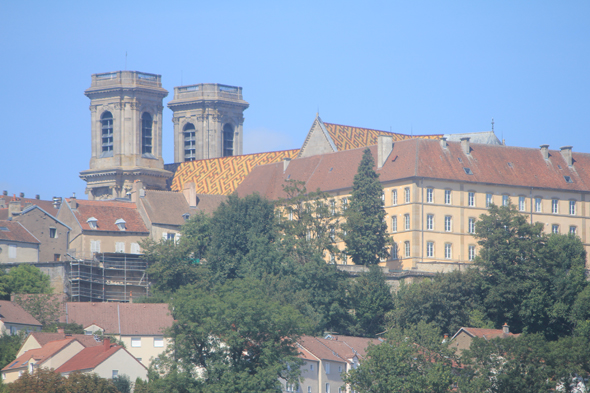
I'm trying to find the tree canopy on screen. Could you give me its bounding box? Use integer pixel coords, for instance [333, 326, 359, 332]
[0, 264, 52, 299]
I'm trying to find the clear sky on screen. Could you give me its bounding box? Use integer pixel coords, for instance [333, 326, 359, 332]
[1, 1, 588, 201]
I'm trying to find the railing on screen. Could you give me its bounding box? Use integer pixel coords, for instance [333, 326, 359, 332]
[172, 83, 244, 101]
[90, 71, 162, 88]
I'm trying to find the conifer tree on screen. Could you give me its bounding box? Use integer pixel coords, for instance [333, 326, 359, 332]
[343, 148, 390, 265]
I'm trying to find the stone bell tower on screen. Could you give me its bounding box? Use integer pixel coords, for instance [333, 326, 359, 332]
[167, 83, 249, 163]
[80, 71, 173, 200]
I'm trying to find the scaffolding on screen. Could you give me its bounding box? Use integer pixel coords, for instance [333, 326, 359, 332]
[67, 252, 150, 302]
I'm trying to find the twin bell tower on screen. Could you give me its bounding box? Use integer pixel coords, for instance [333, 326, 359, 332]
[79, 71, 248, 200]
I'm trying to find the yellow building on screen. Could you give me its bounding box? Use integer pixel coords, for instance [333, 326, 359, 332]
[237, 135, 590, 272]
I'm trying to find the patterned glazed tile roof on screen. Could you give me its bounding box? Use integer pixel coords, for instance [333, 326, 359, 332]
[323, 122, 441, 152]
[170, 149, 300, 195]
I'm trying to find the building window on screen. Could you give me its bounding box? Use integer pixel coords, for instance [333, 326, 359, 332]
[115, 242, 125, 253]
[391, 216, 397, 232]
[330, 253, 335, 264]
[468, 192, 475, 207]
[325, 362, 330, 374]
[131, 338, 141, 348]
[183, 123, 196, 161]
[115, 218, 126, 231]
[154, 337, 164, 348]
[141, 112, 153, 155]
[426, 214, 434, 230]
[570, 226, 577, 235]
[552, 224, 559, 234]
[404, 241, 410, 257]
[502, 195, 509, 206]
[101, 111, 113, 155]
[427, 242, 434, 257]
[90, 240, 100, 254]
[325, 383, 330, 393]
[49, 228, 57, 238]
[468, 245, 476, 261]
[552, 199, 559, 214]
[338, 365, 343, 373]
[330, 200, 336, 215]
[308, 387, 312, 393]
[130, 243, 140, 254]
[535, 197, 542, 212]
[445, 190, 451, 205]
[167, 233, 176, 241]
[8, 244, 16, 259]
[341, 198, 348, 210]
[404, 214, 410, 230]
[444, 243, 452, 259]
[381, 192, 385, 203]
[404, 187, 410, 203]
[444, 216, 452, 232]
[392, 190, 397, 205]
[468, 217, 476, 234]
[391, 244, 398, 259]
[570, 200, 576, 215]
[519, 196, 526, 211]
[426, 188, 433, 203]
[87, 217, 98, 229]
[486, 193, 493, 208]
[223, 124, 234, 157]
[112, 370, 118, 378]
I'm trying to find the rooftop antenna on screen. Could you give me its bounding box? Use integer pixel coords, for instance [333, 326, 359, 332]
[181, 70, 183, 86]
[491, 118, 494, 133]
[125, 51, 127, 70]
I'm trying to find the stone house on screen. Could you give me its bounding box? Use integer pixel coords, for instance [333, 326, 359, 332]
[0, 220, 39, 263]
[448, 324, 519, 356]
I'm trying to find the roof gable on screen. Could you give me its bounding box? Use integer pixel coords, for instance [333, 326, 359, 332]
[2, 338, 78, 371]
[0, 220, 40, 244]
[54, 342, 122, 373]
[298, 116, 338, 158]
[0, 300, 42, 326]
[139, 190, 191, 226]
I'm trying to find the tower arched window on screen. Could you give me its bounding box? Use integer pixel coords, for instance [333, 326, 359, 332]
[141, 112, 153, 155]
[101, 111, 113, 156]
[183, 123, 196, 161]
[223, 124, 234, 157]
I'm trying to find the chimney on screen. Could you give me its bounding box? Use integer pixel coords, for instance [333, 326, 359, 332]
[2, 191, 7, 196]
[540, 144, 549, 160]
[560, 146, 573, 167]
[283, 158, 291, 172]
[502, 323, 509, 335]
[103, 338, 111, 350]
[440, 137, 448, 149]
[19, 192, 24, 198]
[35, 194, 40, 200]
[57, 328, 65, 334]
[52, 197, 62, 210]
[8, 200, 21, 218]
[461, 137, 471, 155]
[377, 135, 393, 169]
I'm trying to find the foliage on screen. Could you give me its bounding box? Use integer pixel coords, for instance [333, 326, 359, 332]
[12, 293, 61, 327]
[342, 148, 391, 265]
[277, 180, 341, 264]
[0, 264, 52, 299]
[344, 322, 455, 393]
[348, 266, 394, 337]
[112, 374, 132, 393]
[42, 322, 84, 334]
[0, 333, 24, 370]
[6, 369, 118, 393]
[153, 277, 307, 392]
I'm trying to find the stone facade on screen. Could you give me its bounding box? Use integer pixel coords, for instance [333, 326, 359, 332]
[80, 71, 173, 200]
[167, 83, 249, 162]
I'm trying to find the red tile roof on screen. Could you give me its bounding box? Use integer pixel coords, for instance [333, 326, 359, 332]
[237, 139, 590, 199]
[0, 300, 42, 326]
[28, 332, 102, 348]
[2, 338, 76, 371]
[298, 336, 344, 363]
[138, 190, 191, 226]
[297, 335, 380, 363]
[0, 196, 59, 218]
[60, 302, 172, 336]
[453, 327, 520, 341]
[55, 341, 129, 374]
[66, 199, 148, 233]
[0, 220, 40, 244]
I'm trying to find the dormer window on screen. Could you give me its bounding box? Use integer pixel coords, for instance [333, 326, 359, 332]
[87, 217, 98, 229]
[182, 213, 190, 221]
[115, 218, 126, 231]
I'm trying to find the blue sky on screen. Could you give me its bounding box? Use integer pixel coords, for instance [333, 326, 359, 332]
[1, 1, 588, 201]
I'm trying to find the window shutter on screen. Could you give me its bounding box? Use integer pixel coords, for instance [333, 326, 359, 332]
[162, 232, 168, 240]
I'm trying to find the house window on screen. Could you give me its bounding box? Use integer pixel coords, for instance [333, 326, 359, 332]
[330, 200, 336, 215]
[330, 253, 335, 264]
[288, 209, 293, 221]
[130, 243, 140, 254]
[570, 226, 577, 235]
[325, 362, 330, 374]
[112, 370, 119, 378]
[552, 224, 559, 234]
[391, 244, 398, 259]
[308, 387, 312, 393]
[90, 240, 101, 253]
[426, 242, 434, 257]
[404, 187, 410, 203]
[325, 383, 330, 393]
[131, 338, 141, 348]
[426, 188, 433, 203]
[338, 365, 343, 373]
[519, 196, 526, 211]
[87, 217, 98, 229]
[444, 216, 452, 232]
[310, 364, 314, 371]
[426, 214, 433, 230]
[115, 218, 126, 231]
[570, 200, 576, 215]
[444, 190, 451, 205]
[392, 190, 397, 205]
[486, 193, 493, 208]
[223, 124, 234, 157]
[468, 192, 475, 207]
[49, 227, 57, 238]
[404, 214, 410, 230]
[141, 112, 153, 155]
[404, 241, 410, 257]
[535, 197, 542, 212]
[391, 216, 397, 232]
[341, 252, 348, 265]
[468, 245, 476, 261]
[552, 199, 559, 214]
[154, 337, 164, 348]
[381, 192, 385, 203]
[183, 123, 196, 161]
[167, 233, 176, 241]
[444, 243, 452, 259]
[115, 242, 125, 253]
[341, 198, 348, 210]
[330, 228, 335, 241]
[502, 195, 509, 206]
[468, 218, 476, 234]
[101, 111, 113, 155]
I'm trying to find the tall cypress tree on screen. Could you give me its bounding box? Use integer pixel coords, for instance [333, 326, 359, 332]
[343, 148, 390, 265]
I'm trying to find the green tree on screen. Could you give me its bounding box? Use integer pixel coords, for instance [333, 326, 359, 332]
[6, 369, 118, 393]
[153, 278, 307, 392]
[112, 374, 132, 393]
[0, 264, 52, 298]
[12, 294, 60, 327]
[42, 322, 84, 334]
[0, 333, 24, 370]
[344, 321, 455, 393]
[342, 148, 390, 265]
[348, 266, 394, 337]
